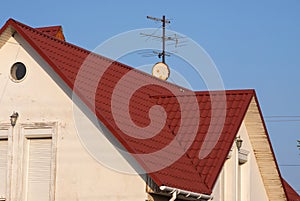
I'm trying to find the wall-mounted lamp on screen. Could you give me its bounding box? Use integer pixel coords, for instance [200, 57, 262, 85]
[10, 112, 19, 127]
[236, 136, 243, 151]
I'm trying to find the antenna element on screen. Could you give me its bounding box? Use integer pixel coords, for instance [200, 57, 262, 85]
[146, 15, 170, 64]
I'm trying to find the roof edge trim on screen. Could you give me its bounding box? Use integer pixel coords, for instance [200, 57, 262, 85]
[160, 185, 213, 200]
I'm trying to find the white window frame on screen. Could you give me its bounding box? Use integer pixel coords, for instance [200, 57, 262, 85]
[0, 124, 12, 201]
[18, 122, 57, 201]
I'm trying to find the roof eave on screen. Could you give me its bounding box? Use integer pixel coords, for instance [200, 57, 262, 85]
[244, 92, 287, 201]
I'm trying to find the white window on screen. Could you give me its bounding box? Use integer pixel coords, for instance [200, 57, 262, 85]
[0, 122, 56, 201]
[20, 124, 57, 201]
[0, 126, 10, 201]
[23, 137, 52, 201]
[0, 138, 8, 199]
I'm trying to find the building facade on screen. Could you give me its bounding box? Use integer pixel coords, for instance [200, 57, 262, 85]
[0, 19, 299, 201]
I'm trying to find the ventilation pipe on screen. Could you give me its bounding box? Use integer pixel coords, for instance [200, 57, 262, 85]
[160, 186, 213, 201]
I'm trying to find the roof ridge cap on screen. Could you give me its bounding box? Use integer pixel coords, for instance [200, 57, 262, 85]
[36, 25, 62, 29]
[195, 89, 255, 94]
[150, 89, 256, 99]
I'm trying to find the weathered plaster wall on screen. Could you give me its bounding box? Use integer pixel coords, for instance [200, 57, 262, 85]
[0, 34, 147, 201]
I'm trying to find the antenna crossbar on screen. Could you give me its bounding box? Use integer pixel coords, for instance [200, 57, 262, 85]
[147, 16, 170, 24]
[140, 33, 177, 41]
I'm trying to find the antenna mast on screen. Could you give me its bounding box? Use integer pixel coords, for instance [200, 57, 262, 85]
[146, 15, 170, 64]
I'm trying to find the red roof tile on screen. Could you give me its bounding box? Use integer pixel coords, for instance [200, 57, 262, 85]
[150, 90, 254, 192]
[283, 179, 300, 201]
[0, 18, 294, 197]
[36, 25, 65, 41]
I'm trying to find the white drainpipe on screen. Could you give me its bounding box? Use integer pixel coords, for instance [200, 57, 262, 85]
[170, 190, 177, 201]
[160, 186, 213, 201]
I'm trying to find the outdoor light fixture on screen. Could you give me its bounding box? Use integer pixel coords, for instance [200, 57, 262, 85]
[10, 112, 19, 127]
[236, 136, 243, 151]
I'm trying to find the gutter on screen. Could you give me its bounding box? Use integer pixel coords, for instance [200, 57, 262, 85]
[159, 186, 213, 201]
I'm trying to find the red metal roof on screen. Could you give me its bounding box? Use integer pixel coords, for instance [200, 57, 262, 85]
[283, 179, 300, 201]
[1, 18, 298, 198]
[149, 90, 253, 192]
[36, 25, 65, 41]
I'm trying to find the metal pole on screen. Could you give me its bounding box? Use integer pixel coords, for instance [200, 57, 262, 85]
[162, 15, 166, 64]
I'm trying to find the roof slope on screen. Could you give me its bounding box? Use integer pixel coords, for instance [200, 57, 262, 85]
[150, 90, 253, 192]
[283, 179, 300, 201]
[0, 19, 298, 198]
[36, 25, 65, 41]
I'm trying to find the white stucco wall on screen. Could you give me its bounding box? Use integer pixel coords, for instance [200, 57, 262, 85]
[212, 122, 269, 201]
[0, 34, 147, 201]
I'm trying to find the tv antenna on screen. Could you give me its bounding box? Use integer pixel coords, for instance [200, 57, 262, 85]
[145, 15, 170, 63]
[141, 15, 175, 80]
[141, 15, 187, 60]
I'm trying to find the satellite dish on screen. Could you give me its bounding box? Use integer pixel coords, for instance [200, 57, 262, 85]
[152, 62, 170, 80]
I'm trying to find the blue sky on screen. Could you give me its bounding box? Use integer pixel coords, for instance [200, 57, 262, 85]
[1, 0, 300, 192]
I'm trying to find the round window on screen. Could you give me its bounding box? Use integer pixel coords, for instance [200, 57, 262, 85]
[10, 62, 27, 81]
